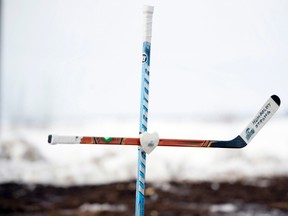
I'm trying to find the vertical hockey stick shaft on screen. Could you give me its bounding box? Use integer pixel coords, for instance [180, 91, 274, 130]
[135, 5, 154, 216]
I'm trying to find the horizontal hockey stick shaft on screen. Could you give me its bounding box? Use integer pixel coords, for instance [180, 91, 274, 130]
[48, 95, 281, 149]
[48, 135, 247, 148]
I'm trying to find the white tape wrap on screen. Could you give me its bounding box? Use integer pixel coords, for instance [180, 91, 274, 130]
[143, 5, 154, 42]
[140, 131, 159, 154]
[49, 135, 83, 145]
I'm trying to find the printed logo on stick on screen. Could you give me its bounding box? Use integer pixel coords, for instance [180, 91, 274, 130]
[142, 53, 147, 63]
[245, 128, 255, 141]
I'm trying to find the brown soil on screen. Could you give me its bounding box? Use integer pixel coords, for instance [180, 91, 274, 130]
[0, 176, 288, 216]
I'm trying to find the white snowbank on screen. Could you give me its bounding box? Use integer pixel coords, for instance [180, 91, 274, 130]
[0, 117, 287, 185]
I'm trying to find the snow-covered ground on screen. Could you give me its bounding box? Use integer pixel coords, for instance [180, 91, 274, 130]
[0, 116, 287, 186]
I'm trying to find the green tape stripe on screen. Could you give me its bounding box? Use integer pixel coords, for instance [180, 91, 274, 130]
[101, 137, 113, 143]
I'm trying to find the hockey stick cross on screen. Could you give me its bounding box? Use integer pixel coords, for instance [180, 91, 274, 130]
[48, 5, 281, 216]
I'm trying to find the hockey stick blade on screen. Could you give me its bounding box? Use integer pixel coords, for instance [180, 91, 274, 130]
[48, 95, 280, 148]
[210, 94, 280, 148]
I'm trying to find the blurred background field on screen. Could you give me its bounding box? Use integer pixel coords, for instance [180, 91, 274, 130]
[1, 0, 288, 215]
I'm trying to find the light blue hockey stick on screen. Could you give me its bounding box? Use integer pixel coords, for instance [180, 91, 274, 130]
[135, 5, 154, 216]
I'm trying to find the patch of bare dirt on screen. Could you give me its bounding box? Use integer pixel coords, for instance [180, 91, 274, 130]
[0, 176, 288, 215]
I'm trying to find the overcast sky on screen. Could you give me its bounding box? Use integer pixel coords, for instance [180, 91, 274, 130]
[2, 0, 288, 124]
